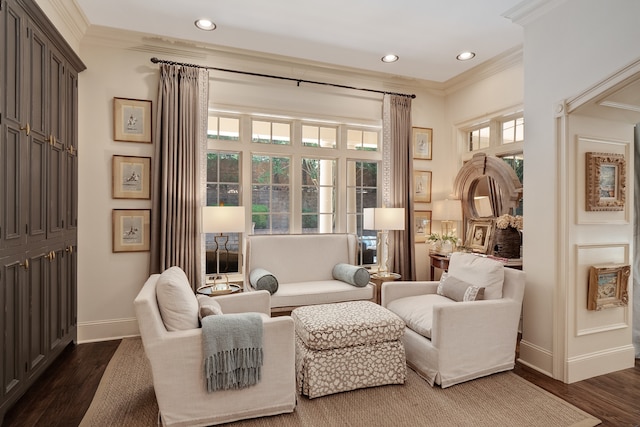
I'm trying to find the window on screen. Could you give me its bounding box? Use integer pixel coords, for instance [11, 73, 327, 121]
[502, 117, 524, 145]
[251, 154, 291, 234]
[499, 153, 524, 216]
[301, 158, 336, 233]
[207, 111, 381, 265]
[207, 116, 239, 141]
[468, 125, 490, 151]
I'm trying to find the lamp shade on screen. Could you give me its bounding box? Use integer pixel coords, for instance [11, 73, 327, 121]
[363, 207, 405, 231]
[432, 199, 462, 221]
[202, 206, 245, 233]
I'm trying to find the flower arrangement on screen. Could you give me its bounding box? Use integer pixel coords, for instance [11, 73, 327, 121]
[496, 214, 523, 231]
[427, 232, 458, 244]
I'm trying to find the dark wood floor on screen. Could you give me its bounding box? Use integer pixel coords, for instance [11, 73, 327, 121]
[3, 340, 639, 426]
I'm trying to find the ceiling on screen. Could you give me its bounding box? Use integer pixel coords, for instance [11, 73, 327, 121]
[74, 0, 525, 83]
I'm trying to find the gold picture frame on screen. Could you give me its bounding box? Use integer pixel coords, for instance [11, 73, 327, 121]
[413, 170, 432, 203]
[587, 264, 630, 310]
[112, 155, 151, 199]
[414, 210, 432, 243]
[412, 127, 433, 160]
[112, 209, 151, 252]
[114, 97, 152, 143]
[585, 152, 626, 211]
[465, 219, 493, 254]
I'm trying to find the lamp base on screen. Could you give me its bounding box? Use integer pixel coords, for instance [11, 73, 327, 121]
[376, 230, 390, 277]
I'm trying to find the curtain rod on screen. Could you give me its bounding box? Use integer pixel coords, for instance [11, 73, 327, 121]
[150, 57, 416, 99]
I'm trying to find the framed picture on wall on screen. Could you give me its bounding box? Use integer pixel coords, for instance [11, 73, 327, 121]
[585, 152, 626, 211]
[412, 127, 433, 160]
[112, 209, 151, 252]
[465, 219, 493, 254]
[113, 97, 152, 143]
[587, 264, 630, 310]
[112, 155, 151, 199]
[413, 170, 432, 203]
[414, 211, 432, 243]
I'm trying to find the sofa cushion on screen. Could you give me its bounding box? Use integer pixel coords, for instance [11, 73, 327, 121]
[437, 275, 485, 302]
[156, 266, 199, 331]
[270, 280, 374, 308]
[196, 294, 223, 320]
[447, 252, 504, 300]
[249, 268, 279, 294]
[332, 263, 370, 287]
[386, 294, 457, 339]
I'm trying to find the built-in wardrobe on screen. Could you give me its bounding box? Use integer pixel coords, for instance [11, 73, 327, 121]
[0, 0, 85, 421]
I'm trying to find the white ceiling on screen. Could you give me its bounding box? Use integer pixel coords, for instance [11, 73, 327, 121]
[74, 0, 525, 83]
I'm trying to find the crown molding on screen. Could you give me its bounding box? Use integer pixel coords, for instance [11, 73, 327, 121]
[502, 0, 570, 27]
[37, 0, 90, 48]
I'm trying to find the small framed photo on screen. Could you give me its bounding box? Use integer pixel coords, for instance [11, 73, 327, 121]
[414, 211, 432, 243]
[114, 97, 152, 143]
[465, 219, 493, 254]
[413, 170, 432, 203]
[587, 264, 630, 311]
[112, 155, 151, 199]
[412, 127, 432, 160]
[112, 209, 150, 252]
[585, 152, 626, 211]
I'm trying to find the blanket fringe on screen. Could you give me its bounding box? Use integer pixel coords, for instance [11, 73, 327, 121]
[205, 348, 264, 392]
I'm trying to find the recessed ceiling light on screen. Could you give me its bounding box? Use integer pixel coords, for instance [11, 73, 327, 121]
[195, 19, 216, 31]
[456, 51, 476, 61]
[381, 54, 399, 63]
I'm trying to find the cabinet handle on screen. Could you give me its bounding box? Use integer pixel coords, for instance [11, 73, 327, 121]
[48, 135, 56, 146]
[20, 122, 31, 136]
[20, 259, 29, 270]
[45, 251, 56, 261]
[67, 145, 75, 155]
[65, 246, 73, 254]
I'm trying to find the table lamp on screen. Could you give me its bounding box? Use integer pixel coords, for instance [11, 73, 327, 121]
[432, 199, 462, 236]
[201, 206, 246, 280]
[363, 207, 405, 277]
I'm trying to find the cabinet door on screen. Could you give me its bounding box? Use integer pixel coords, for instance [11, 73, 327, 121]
[45, 246, 63, 352]
[0, 254, 25, 404]
[47, 48, 66, 238]
[65, 70, 78, 231]
[24, 248, 48, 380]
[61, 241, 77, 337]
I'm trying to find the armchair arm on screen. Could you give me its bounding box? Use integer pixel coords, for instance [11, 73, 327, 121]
[431, 299, 521, 356]
[215, 290, 271, 315]
[381, 281, 438, 307]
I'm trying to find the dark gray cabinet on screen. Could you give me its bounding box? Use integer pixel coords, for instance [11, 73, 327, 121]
[0, 0, 85, 421]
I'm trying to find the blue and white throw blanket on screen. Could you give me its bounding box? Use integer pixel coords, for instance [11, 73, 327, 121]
[202, 313, 264, 392]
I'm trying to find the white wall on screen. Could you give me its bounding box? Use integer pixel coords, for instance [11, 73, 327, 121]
[517, 0, 640, 381]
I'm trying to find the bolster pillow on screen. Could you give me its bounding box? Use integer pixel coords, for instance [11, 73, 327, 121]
[249, 268, 279, 294]
[332, 263, 370, 287]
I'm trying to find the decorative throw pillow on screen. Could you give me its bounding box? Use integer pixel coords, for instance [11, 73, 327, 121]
[437, 275, 485, 302]
[196, 294, 223, 320]
[155, 266, 199, 331]
[249, 268, 279, 294]
[436, 272, 449, 295]
[332, 263, 370, 287]
[448, 252, 504, 300]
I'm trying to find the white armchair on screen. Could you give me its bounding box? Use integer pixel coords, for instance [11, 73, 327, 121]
[382, 252, 525, 388]
[134, 272, 296, 427]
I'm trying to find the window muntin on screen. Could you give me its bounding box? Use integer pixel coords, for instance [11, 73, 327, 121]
[301, 158, 336, 233]
[302, 125, 337, 148]
[252, 120, 291, 145]
[347, 129, 378, 151]
[207, 116, 239, 141]
[251, 154, 291, 234]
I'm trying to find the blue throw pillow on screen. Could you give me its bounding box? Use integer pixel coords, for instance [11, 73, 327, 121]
[332, 263, 370, 287]
[249, 268, 279, 294]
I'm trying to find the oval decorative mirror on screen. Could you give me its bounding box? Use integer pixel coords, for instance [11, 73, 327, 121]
[453, 152, 523, 240]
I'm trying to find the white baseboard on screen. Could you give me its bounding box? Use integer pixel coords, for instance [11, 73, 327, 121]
[78, 317, 140, 343]
[566, 345, 636, 383]
[517, 339, 553, 377]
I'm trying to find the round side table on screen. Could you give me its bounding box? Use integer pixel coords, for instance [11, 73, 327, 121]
[370, 272, 401, 304]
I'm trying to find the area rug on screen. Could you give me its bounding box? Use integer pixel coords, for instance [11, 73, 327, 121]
[80, 338, 600, 427]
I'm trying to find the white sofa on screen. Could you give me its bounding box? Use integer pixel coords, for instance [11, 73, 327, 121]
[134, 271, 296, 426]
[244, 233, 374, 312]
[382, 252, 525, 388]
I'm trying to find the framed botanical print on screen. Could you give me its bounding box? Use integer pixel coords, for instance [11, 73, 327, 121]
[414, 211, 432, 243]
[412, 127, 433, 160]
[112, 209, 151, 252]
[112, 155, 151, 199]
[587, 264, 630, 310]
[413, 170, 432, 203]
[113, 97, 152, 143]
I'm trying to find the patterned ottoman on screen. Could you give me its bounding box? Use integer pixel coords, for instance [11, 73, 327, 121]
[292, 300, 406, 398]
